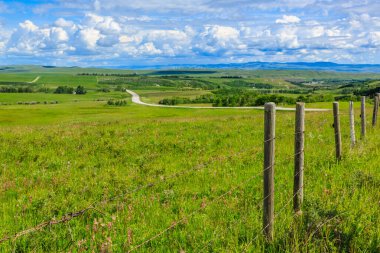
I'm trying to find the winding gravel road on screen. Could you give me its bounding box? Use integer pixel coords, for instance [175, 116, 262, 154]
[29, 76, 41, 83]
[126, 89, 330, 112]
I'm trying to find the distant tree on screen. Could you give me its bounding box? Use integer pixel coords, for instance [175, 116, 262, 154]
[54, 86, 74, 94]
[75, 85, 87, 94]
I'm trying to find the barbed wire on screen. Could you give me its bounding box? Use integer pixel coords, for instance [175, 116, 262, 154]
[242, 185, 304, 252]
[129, 145, 306, 252]
[0, 121, 314, 246]
[0, 161, 212, 244]
[195, 185, 274, 253]
[126, 161, 276, 252]
[304, 212, 346, 245]
[197, 163, 304, 252]
[0, 207, 92, 244]
[0, 145, 263, 245]
[0, 115, 377, 248]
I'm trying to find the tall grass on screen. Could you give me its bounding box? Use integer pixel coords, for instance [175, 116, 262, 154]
[0, 101, 379, 252]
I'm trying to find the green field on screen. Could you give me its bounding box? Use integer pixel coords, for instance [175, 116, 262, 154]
[0, 66, 379, 252]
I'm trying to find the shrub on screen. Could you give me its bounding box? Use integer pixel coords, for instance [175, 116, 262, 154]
[54, 86, 74, 94]
[75, 85, 87, 94]
[107, 99, 127, 106]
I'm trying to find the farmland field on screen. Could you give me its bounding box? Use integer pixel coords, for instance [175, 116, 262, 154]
[0, 66, 379, 252]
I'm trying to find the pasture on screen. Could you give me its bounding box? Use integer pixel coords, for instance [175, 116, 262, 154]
[0, 67, 379, 252]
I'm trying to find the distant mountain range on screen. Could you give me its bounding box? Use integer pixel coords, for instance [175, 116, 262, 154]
[112, 62, 380, 73]
[2, 62, 380, 73]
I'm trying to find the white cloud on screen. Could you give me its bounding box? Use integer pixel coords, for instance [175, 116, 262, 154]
[275, 15, 301, 24]
[145, 29, 191, 48]
[55, 18, 75, 28]
[326, 27, 342, 37]
[119, 35, 135, 44]
[205, 25, 240, 43]
[19, 20, 39, 32]
[6, 20, 72, 55]
[91, 0, 215, 13]
[120, 16, 153, 22]
[0, 31, 6, 53]
[138, 42, 162, 55]
[194, 25, 246, 55]
[2, 1, 380, 65]
[77, 28, 101, 49]
[50, 27, 69, 42]
[85, 13, 121, 35]
[369, 32, 380, 47]
[276, 26, 299, 48]
[308, 26, 325, 38]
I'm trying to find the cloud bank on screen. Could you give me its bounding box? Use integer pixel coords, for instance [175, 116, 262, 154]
[0, 0, 379, 66]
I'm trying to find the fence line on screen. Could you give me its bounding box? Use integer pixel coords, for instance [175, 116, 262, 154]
[242, 185, 304, 252]
[0, 161, 211, 244]
[127, 163, 276, 252]
[0, 100, 378, 250]
[196, 153, 305, 252]
[0, 131, 304, 245]
[127, 134, 308, 251]
[304, 211, 347, 245]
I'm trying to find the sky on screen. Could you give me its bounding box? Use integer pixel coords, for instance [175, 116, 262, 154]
[0, 0, 380, 67]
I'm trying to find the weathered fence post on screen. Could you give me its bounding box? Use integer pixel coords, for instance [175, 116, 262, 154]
[361, 96, 366, 139]
[333, 102, 342, 160]
[263, 102, 275, 241]
[349, 101, 356, 147]
[293, 102, 304, 215]
[372, 95, 379, 127]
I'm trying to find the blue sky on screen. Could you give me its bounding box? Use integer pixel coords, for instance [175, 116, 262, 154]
[0, 0, 380, 66]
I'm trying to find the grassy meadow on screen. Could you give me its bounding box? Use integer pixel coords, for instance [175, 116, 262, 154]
[0, 67, 379, 252]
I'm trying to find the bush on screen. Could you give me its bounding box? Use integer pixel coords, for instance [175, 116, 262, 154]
[75, 86, 87, 94]
[54, 86, 87, 94]
[54, 86, 74, 94]
[0, 86, 34, 93]
[107, 99, 127, 106]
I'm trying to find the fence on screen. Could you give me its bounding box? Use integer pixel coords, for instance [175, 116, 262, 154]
[0, 94, 379, 250]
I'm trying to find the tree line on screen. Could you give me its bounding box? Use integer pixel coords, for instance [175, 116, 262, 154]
[78, 73, 138, 77]
[158, 89, 349, 107]
[54, 86, 87, 94]
[0, 85, 87, 94]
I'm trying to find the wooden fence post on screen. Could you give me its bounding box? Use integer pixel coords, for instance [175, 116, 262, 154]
[333, 102, 342, 160]
[293, 102, 305, 214]
[349, 101, 356, 147]
[361, 96, 366, 139]
[263, 102, 275, 241]
[372, 95, 379, 127]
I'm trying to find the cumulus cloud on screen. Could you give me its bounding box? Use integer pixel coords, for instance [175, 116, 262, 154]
[307, 26, 325, 38]
[84, 13, 121, 35]
[55, 18, 75, 28]
[50, 27, 69, 42]
[369, 32, 380, 47]
[6, 20, 73, 56]
[1, 0, 380, 65]
[19, 20, 39, 32]
[276, 26, 300, 48]
[76, 28, 101, 49]
[276, 15, 301, 24]
[194, 25, 246, 55]
[0, 26, 8, 52]
[138, 42, 162, 55]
